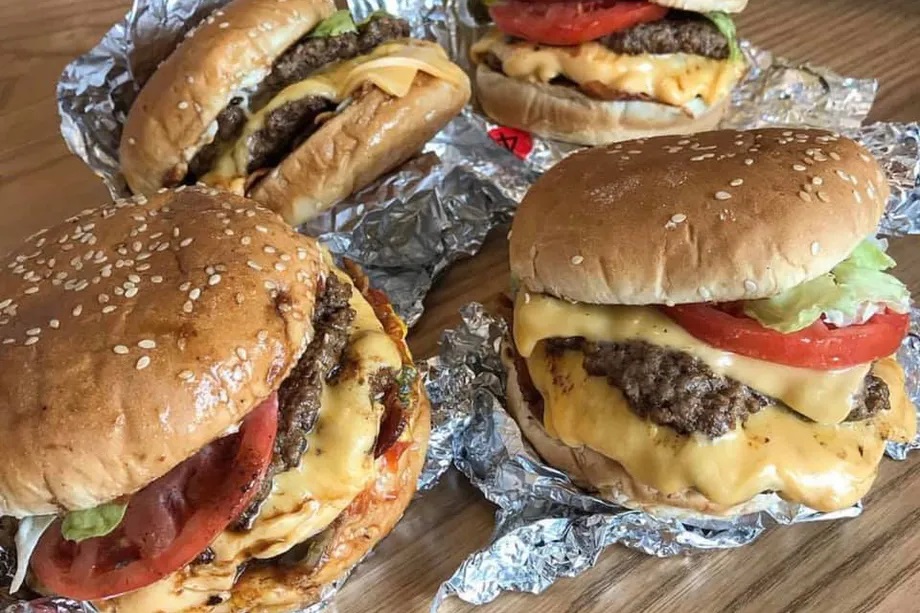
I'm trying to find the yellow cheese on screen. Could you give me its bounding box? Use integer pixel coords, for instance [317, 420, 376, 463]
[470, 28, 745, 109]
[203, 39, 467, 185]
[110, 266, 404, 612]
[514, 292, 873, 425]
[528, 342, 914, 511]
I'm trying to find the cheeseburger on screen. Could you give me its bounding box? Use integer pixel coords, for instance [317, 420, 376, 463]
[471, 0, 747, 145]
[120, 0, 470, 226]
[0, 187, 429, 610]
[505, 128, 916, 517]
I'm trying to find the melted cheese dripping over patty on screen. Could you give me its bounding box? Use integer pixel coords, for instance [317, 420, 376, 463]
[108, 266, 404, 612]
[513, 292, 916, 511]
[471, 28, 745, 110]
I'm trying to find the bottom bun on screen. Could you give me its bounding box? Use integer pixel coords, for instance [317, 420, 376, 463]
[501, 340, 774, 521]
[476, 64, 729, 146]
[213, 393, 431, 612]
[249, 72, 470, 226]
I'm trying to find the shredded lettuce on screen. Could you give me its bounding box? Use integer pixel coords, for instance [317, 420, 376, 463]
[11, 515, 55, 594]
[60, 503, 127, 543]
[705, 12, 742, 62]
[310, 10, 358, 38]
[744, 239, 911, 333]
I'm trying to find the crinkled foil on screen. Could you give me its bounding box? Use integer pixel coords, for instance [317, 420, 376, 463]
[425, 305, 920, 608]
[39, 0, 920, 609]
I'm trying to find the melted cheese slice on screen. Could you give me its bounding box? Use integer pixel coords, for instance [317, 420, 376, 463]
[514, 292, 873, 425]
[528, 343, 914, 511]
[203, 39, 467, 185]
[470, 28, 745, 109]
[110, 266, 404, 612]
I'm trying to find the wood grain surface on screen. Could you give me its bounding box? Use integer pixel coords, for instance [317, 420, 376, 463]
[1, 1, 919, 611]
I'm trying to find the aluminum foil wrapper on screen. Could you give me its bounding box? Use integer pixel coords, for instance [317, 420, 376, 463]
[424, 304, 920, 608]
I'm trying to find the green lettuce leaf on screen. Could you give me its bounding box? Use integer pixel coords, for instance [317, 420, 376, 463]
[705, 12, 742, 62]
[743, 239, 911, 333]
[310, 10, 358, 38]
[61, 503, 127, 543]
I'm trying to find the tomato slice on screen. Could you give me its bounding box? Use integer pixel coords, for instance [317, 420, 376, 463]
[661, 304, 910, 370]
[32, 395, 278, 601]
[489, 0, 669, 46]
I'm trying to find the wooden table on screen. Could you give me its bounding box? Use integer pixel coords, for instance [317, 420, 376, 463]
[1, 1, 919, 611]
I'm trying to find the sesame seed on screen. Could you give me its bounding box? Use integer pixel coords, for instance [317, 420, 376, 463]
[859, 153, 871, 163]
[264, 280, 276, 291]
[24, 286, 39, 295]
[817, 191, 831, 203]
[151, 275, 164, 283]
[744, 279, 758, 293]
[571, 255, 584, 265]
[853, 190, 863, 204]
[72, 305, 83, 316]
[782, 130, 793, 137]
[241, 237, 252, 246]
[127, 137, 137, 145]
[24, 337, 38, 346]
[224, 229, 234, 236]
[793, 164, 807, 172]
[136, 356, 151, 370]
[671, 213, 687, 224]
[138, 339, 156, 349]
[2, 339, 13, 345]
[179, 282, 191, 291]
[811, 177, 824, 186]
[236, 347, 248, 360]
[247, 261, 262, 271]
[714, 191, 732, 201]
[136, 263, 151, 272]
[219, 21, 229, 28]
[280, 253, 291, 262]
[208, 274, 221, 286]
[798, 191, 813, 203]
[729, 179, 744, 187]
[98, 293, 109, 304]
[183, 301, 194, 314]
[835, 169, 850, 181]
[180, 237, 194, 247]
[26, 328, 41, 336]
[811, 241, 821, 255]
[0, 299, 11, 309]
[179, 370, 194, 381]
[867, 182, 877, 199]
[829, 151, 841, 161]
[102, 305, 117, 314]
[113, 345, 129, 354]
[274, 262, 286, 272]
[263, 246, 276, 254]
[49, 319, 60, 329]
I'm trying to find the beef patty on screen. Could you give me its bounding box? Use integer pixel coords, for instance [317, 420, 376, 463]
[187, 14, 411, 181]
[233, 274, 355, 530]
[543, 338, 891, 438]
[599, 11, 730, 59]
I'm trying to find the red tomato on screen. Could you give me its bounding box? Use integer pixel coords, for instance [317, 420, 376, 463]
[489, 0, 669, 46]
[661, 304, 910, 370]
[32, 395, 279, 601]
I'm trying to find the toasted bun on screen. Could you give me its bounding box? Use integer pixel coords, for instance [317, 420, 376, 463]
[208, 393, 430, 613]
[120, 0, 335, 195]
[650, 0, 747, 13]
[475, 64, 729, 146]
[248, 72, 471, 225]
[501, 341, 912, 519]
[0, 187, 325, 517]
[510, 128, 889, 306]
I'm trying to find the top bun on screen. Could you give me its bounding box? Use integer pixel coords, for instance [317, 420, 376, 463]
[651, 0, 748, 13]
[510, 129, 888, 306]
[120, 0, 335, 195]
[0, 187, 324, 517]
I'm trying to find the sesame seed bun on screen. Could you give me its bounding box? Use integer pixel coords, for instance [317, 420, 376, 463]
[509, 129, 889, 306]
[475, 64, 730, 146]
[650, 0, 748, 13]
[120, 0, 336, 195]
[248, 72, 471, 226]
[0, 187, 325, 517]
